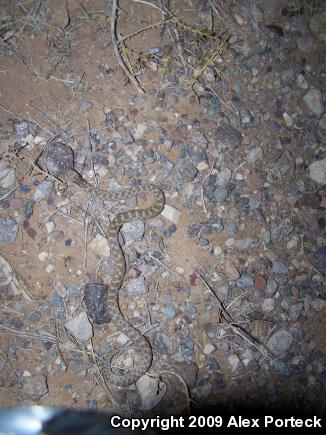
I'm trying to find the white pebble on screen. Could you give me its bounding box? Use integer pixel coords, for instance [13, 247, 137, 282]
[134, 123, 147, 139]
[309, 159, 326, 185]
[233, 13, 244, 25]
[184, 183, 194, 197]
[161, 205, 182, 225]
[214, 246, 222, 256]
[96, 166, 109, 177]
[287, 238, 298, 249]
[38, 252, 48, 262]
[65, 312, 93, 342]
[296, 73, 308, 89]
[117, 333, 129, 345]
[45, 221, 55, 233]
[282, 112, 295, 127]
[228, 354, 240, 372]
[46, 264, 55, 273]
[88, 234, 110, 257]
[303, 89, 324, 116]
[203, 343, 216, 355]
[33, 136, 46, 145]
[197, 161, 209, 171]
[262, 298, 275, 312]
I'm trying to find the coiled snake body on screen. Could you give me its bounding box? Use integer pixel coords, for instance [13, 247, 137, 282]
[63, 169, 165, 386]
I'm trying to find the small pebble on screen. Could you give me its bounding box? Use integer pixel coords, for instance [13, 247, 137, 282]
[228, 354, 240, 372]
[126, 275, 149, 295]
[282, 112, 294, 127]
[254, 275, 267, 291]
[236, 276, 254, 288]
[38, 252, 48, 262]
[0, 218, 19, 244]
[286, 238, 298, 250]
[161, 205, 182, 225]
[225, 260, 240, 280]
[45, 221, 55, 233]
[262, 298, 275, 312]
[314, 247, 326, 270]
[296, 73, 308, 89]
[318, 217, 325, 230]
[265, 278, 278, 296]
[247, 147, 262, 163]
[203, 343, 216, 355]
[272, 261, 288, 274]
[33, 181, 53, 202]
[267, 329, 294, 355]
[303, 89, 324, 116]
[121, 220, 145, 245]
[309, 159, 326, 186]
[215, 123, 242, 150]
[23, 374, 48, 399]
[164, 306, 177, 319]
[65, 312, 93, 342]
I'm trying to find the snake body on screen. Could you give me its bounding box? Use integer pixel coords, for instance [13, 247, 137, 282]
[63, 169, 165, 385]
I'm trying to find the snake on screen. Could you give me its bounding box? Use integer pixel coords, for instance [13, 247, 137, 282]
[62, 169, 165, 386]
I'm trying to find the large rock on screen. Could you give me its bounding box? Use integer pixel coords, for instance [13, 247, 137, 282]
[315, 246, 326, 270]
[33, 180, 53, 202]
[65, 312, 93, 342]
[23, 374, 48, 399]
[215, 123, 242, 150]
[267, 329, 293, 355]
[309, 10, 326, 42]
[126, 275, 149, 295]
[121, 220, 145, 246]
[0, 218, 19, 244]
[309, 159, 326, 185]
[0, 162, 16, 188]
[303, 89, 324, 116]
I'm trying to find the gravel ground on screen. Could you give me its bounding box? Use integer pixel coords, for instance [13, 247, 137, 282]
[0, 0, 325, 418]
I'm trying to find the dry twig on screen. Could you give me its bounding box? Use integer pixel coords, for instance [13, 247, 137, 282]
[111, 0, 145, 94]
[197, 272, 272, 358]
[0, 255, 35, 300]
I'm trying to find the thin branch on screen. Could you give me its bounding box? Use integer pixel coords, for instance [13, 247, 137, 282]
[0, 103, 22, 119]
[111, 0, 145, 94]
[129, 0, 164, 13]
[26, 103, 71, 138]
[118, 17, 172, 44]
[197, 272, 272, 358]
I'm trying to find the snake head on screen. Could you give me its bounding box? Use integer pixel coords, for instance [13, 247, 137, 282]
[61, 168, 87, 188]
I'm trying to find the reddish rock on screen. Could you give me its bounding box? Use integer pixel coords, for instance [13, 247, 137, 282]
[225, 260, 240, 280]
[9, 198, 23, 209]
[254, 274, 267, 291]
[250, 320, 269, 341]
[127, 266, 141, 279]
[190, 272, 200, 286]
[27, 227, 37, 239]
[23, 220, 37, 239]
[174, 362, 198, 388]
[294, 272, 308, 283]
[291, 286, 300, 298]
[295, 192, 321, 209]
[111, 388, 127, 404]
